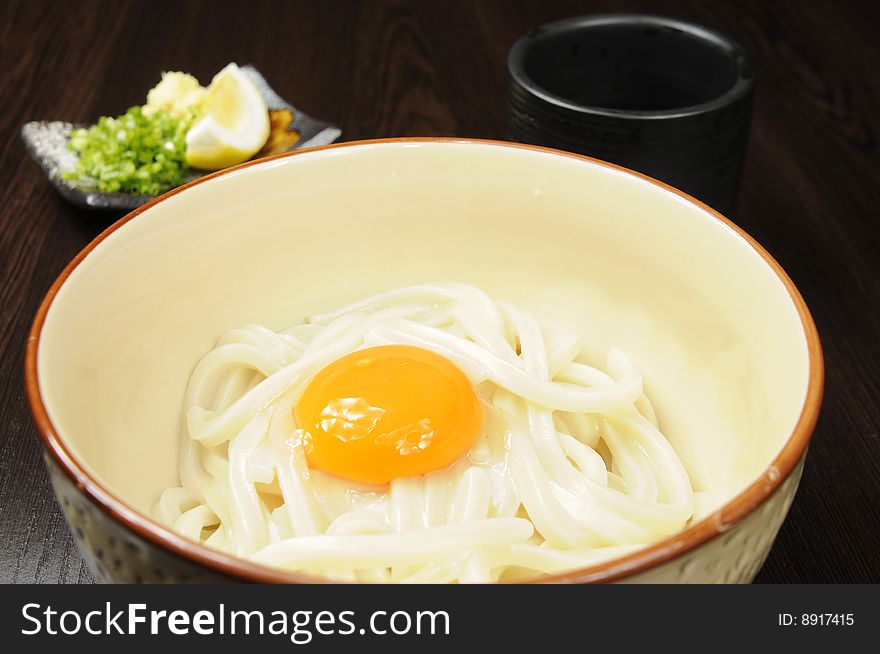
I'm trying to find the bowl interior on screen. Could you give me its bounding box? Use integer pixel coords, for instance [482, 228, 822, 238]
[36, 141, 811, 566]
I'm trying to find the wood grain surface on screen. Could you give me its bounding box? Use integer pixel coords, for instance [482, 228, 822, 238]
[1, 0, 878, 584]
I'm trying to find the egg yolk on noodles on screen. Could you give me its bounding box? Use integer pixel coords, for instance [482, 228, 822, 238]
[294, 345, 482, 484]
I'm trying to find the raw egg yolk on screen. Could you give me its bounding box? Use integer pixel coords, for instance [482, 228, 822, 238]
[293, 345, 482, 485]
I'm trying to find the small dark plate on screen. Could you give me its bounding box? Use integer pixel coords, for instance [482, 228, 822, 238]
[20, 65, 342, 210]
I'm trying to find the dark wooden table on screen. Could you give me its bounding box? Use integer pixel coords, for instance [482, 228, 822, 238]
[1, 0, 878, 584]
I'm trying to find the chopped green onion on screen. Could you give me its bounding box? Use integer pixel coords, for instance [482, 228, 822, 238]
[63, 106, 191, 196]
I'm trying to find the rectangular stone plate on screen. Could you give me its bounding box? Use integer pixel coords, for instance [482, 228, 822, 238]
[20, 65, 342, 211]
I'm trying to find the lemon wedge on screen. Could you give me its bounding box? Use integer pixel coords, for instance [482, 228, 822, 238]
[185, 64, 270, 170]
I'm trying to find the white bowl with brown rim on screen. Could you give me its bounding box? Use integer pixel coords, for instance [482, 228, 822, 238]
[26, 138, 823, 583]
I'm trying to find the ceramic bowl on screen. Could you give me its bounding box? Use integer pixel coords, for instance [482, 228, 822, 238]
[25, 139, 822, 583]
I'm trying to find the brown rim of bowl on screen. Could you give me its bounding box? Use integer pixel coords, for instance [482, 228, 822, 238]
[25, 137, 823, 584]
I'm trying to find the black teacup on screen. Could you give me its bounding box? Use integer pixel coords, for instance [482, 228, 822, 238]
[507, 14, 755, 216]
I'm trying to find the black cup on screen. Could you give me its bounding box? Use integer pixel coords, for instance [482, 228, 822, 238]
[507, 14, 755, 216]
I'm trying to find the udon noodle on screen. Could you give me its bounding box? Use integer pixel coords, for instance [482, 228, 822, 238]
[155, 283, 695, 582]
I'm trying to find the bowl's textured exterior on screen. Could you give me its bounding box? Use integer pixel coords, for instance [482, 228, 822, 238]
[48, 451, 805, 584]
[47, 456, 233, 583]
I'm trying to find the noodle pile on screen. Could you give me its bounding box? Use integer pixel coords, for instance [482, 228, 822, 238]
[154, 283, 694, 582]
